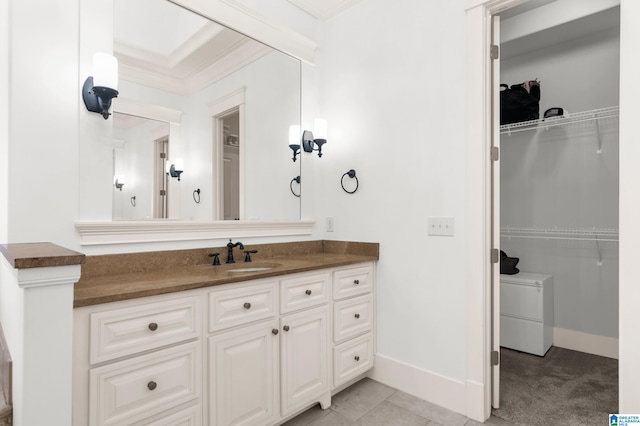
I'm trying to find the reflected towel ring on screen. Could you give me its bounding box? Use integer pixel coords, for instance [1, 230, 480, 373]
[130, 196, 136, 207]
[341, 169, 358, 194]
[193, 188, 201, 204]
[290, 176, 301, 197]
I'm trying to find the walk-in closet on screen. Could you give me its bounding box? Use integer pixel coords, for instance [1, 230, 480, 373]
[494, 2, 620, 425]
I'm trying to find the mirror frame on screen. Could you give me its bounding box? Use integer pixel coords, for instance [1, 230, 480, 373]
[75, 0, 316, 245]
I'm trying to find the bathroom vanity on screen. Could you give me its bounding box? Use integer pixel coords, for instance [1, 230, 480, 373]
[72, 241, 377, 426]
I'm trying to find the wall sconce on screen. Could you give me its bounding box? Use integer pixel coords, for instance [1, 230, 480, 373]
[114, 176, 125, 191]
[302, 118, 328, 157]
[289, 125, 301, 162]
[82, 53, 119, 120]
[167, 158, 184, 181]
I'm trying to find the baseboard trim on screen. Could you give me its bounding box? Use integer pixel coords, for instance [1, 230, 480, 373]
[368, 354, 466, 416]
[553, 327, 618, 359]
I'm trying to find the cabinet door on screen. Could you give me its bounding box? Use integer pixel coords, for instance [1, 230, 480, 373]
[209, 320, 279, 426]
[280, 306, 330, 417]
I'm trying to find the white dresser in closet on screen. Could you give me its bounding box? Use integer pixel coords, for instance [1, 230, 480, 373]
[500, 272, 553, 356]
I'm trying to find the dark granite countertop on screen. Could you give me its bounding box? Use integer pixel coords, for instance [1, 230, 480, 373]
[74, 240, 378, 308]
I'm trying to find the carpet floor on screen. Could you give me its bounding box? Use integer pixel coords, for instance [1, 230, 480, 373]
[492, 346, 618, 426]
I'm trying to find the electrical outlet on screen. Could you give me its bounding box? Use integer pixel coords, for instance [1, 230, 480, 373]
[326, 217, 334, 232]
[428, 217, 454, 236]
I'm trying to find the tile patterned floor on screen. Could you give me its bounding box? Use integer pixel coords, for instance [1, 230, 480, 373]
[282, 378, 513, 426]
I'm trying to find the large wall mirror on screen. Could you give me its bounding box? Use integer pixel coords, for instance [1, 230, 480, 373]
[109, 0, 302, 222]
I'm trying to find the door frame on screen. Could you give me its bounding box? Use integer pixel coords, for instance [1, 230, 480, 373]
[466, 0, 640, 419]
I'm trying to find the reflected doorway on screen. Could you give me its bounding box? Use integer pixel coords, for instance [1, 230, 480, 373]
[222, 111, 240, 220]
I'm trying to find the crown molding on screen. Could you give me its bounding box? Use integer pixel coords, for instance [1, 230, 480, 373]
[169, 0, 317, 65]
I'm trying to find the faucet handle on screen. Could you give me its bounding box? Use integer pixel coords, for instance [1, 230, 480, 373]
[244, 250, 258, 262]
[208, 252, 221, 266]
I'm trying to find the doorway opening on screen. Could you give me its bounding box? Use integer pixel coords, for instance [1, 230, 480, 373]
[491, 2, 620, 424]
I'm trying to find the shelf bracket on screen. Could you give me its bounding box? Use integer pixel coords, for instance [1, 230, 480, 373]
[595, 114, 603, 154]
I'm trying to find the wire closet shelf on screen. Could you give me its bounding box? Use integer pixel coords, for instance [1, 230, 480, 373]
[500, 226, 619, 242]
[500, 106, 619, 135]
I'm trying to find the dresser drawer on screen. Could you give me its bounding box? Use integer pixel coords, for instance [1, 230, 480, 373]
[89, 342, 201, 426]
[333, 333, 374, 388]
[208, 280, 277, 333]
[90, 296, 201, 365]
[280, 272, 330, 314]
[333, 264, 373, 300]
[333, 294, 373, 343]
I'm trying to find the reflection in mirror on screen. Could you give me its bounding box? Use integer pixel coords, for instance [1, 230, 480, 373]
[112, 112, 170, 220]
[110, 0, 302, 221]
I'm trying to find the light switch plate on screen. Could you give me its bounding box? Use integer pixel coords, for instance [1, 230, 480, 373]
[428, 217, 454, 236]
[326, 217, 334, 232]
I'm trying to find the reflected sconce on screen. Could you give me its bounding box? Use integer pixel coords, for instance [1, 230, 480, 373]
[288, 125, 301, 162]
[302, 118, 328, 157]
[114, 175, 125, 191]
[83, 53, 119, 119]
[168, 158, 184, 181]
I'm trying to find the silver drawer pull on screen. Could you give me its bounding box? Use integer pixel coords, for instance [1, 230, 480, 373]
[354, 356, 360, 362]
[147, 381, 157, 391]
[148, 322, 158, 331]
[354, 313, 360, 319]
[243, 302, 251, 310]
[305, 289, 312, 295]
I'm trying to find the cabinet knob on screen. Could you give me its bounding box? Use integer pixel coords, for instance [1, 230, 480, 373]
[272, 328, 279, 335]
[305, 289, 312, 295]
[354, 356, 360, 362]
[283, 325, 290, 332]
[148, 322, 158, 331]
[354, 279, 360, 285]
[147, 381, 157, 391]
[244, 302, 251, 309]
[354, 313, 360, 319]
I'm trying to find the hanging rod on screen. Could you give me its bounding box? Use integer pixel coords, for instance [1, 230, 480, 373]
[500, 226, 619, 242]
[500, 106, 619, 135]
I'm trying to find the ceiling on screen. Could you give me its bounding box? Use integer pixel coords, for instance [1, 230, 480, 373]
[113, 0, 270, 95]
[286, 0, 367, 20]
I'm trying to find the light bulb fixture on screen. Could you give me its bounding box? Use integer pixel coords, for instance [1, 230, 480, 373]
[114, 176, 125, 191]
[302, 118, 328, 157]
[83, 53, 119, 120]
[168, 158, 184, 181]
[288, 125, 301, 162]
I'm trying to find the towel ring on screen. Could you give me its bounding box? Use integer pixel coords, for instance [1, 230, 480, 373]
[290, 176, 301, 197]
[193, 188, 201, 203]
[341, 169, 358, 194]
[130, 196, 136, 207]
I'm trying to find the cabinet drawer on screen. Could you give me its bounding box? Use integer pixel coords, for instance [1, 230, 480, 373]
[89, 342, 201, 426]
[500, 281, 545, 321]
[280, 272, 330, 314]
[333, 294, 373, 343]
[333, 333, 374, 388]
[90, 296, 200, 365]
[131, 404, 201, 426]
[208, 280, 277, 332]
[333, 265, 373, 300]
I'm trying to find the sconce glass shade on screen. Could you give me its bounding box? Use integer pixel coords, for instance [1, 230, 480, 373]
[173, 158, 184, 172]
[289, 125, 300, 145]
[314, 119, 327, 140]
[83, 53, 119, 120]
[92, 53, 118, 90]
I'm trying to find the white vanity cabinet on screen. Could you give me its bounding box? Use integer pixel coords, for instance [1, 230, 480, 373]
[73, 292, 203, 426]
[332, 265, 375, 388]
[74, 261, 375, 426]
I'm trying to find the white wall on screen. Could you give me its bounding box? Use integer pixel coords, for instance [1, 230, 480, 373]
[312, 0, 469, 382]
